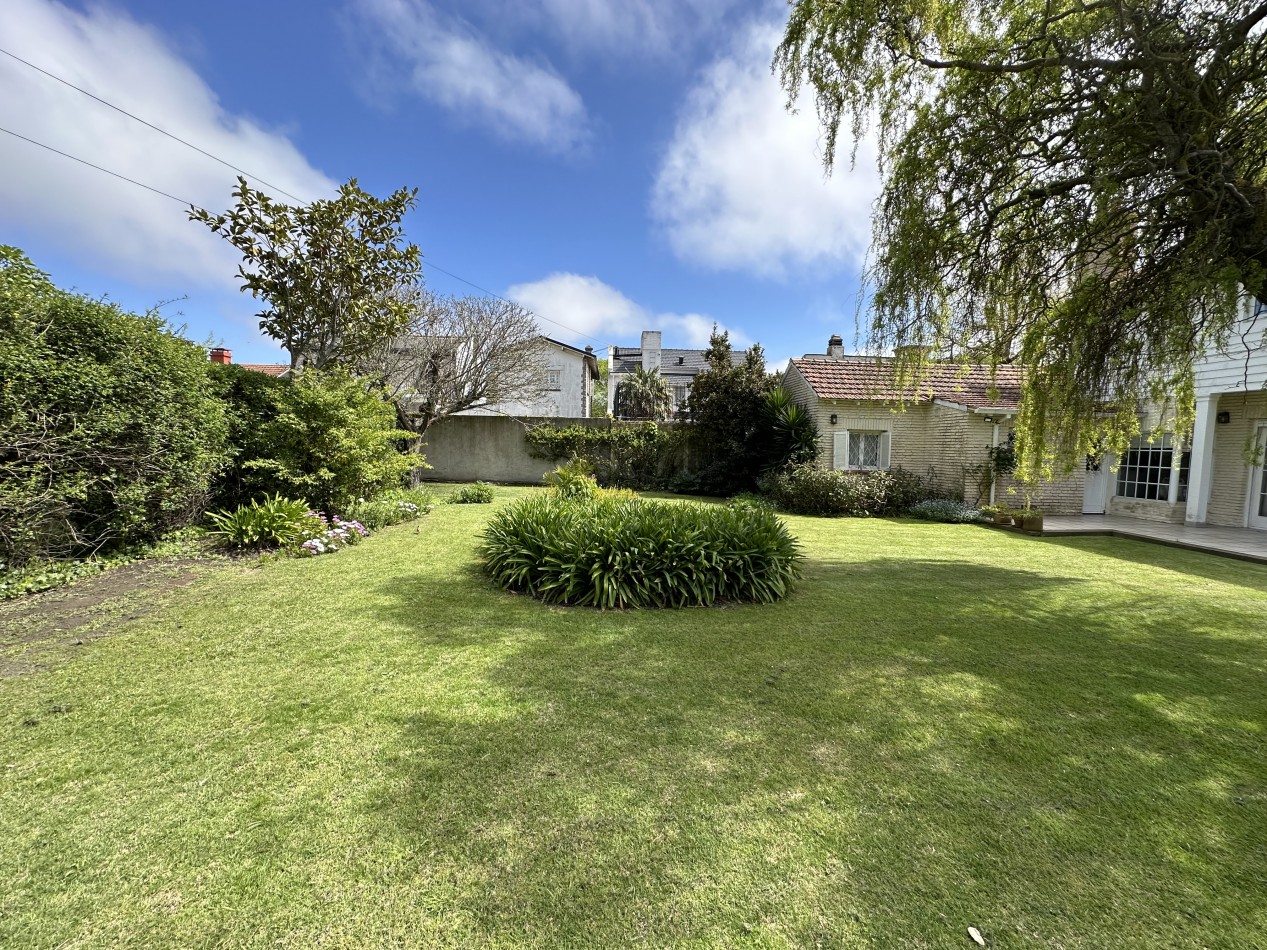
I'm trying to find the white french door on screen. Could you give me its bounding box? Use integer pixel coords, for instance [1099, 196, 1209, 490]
[1250, 424, 1267, 530]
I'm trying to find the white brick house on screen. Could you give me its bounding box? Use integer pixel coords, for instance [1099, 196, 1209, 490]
[781, 337, 1086, 512]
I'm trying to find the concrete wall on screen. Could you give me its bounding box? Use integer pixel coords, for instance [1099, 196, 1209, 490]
[420, 415, 608, 485]
[419, 415, 685, 485]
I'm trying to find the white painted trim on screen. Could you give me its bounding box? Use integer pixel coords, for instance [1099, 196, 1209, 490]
[1185, 395, 1218, 524]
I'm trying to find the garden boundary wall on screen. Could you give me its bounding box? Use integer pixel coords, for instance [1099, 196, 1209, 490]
[418, 415, 684, 485]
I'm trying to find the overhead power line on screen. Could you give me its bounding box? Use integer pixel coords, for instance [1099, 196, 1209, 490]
[0, 124, 195, 205]
[0, 120, 609, 348]
[0, 45, 308, 203]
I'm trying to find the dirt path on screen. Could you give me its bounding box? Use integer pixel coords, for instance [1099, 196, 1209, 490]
[0, 558, 225, 678]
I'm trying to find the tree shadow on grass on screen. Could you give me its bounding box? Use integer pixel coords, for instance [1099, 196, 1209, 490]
[357, 555, 1267, 948]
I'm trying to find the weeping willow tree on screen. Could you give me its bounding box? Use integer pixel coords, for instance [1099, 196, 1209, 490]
[775, 0, 1267, 479]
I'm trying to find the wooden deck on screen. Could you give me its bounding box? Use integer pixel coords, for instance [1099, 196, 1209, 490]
[1035, 515, 1267, 564]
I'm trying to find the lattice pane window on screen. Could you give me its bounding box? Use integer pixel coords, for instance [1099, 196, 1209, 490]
[849, 432, 882, 468]
[546, 369, 562, 389]
[1116, 436, 1175, 501]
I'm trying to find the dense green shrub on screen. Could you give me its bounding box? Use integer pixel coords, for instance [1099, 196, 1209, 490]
[729, 492, 776, 513]
[346, 487, 435, 530]
[210, 367, 416, 514]
[0, 247, 228, 566]
[544, 458, 600, 501]
[762, 464, 941, 517]
[684, 329, 776, 495]
[525, 421, 669, 488]
[208, 495, 312, 548]
[448, 482, 494, 504]
[481, 496, 803, 608]
[909, 499, 981, 523]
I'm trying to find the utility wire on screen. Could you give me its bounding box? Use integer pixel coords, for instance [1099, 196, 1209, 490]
[0, 45, 308, 203]
[0, 124, 196, 206]
[0, 121, 610, 349]
[422, 260, 606, 347]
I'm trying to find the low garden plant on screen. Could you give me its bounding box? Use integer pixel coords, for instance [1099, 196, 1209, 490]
[346, 488, 436, 530]
[908, 499, 980, 523]
[481, 495, 803, 608]
[207, 495, 312, 549]
[448, 482, 495, 504]
[761, 464, 939, 517]
[295, 512, 369, 557]
[544, 458, 600, 502]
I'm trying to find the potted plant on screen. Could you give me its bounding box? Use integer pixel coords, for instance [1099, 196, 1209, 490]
[980, 504, 1011, 525]
[1021, 508, 1044, 533]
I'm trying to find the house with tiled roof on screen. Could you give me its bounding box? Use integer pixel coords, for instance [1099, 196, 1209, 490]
[607, 331, 748, 417]
[208, 347, 290, 378]
[782, 335, 1086, 513]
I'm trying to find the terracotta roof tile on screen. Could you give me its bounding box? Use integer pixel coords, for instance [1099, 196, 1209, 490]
[240, 363, 290, 377]
[789, 357, 1024, 409]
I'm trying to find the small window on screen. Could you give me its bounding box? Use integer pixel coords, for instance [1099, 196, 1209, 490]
[833, 429, 890, 471]
[546, 368, 562, 389]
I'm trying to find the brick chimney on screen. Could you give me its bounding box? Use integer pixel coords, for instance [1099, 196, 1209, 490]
[641, 330, 662, 373]
[826, 335, 844, 358]
[209, 347, 232, 365]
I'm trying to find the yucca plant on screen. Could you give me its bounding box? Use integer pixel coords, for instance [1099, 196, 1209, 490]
[207, 495, 312, 548]
[480, 496, 803, 609]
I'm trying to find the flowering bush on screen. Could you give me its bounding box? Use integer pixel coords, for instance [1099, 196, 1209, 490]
[295, 511, 369, 557]
[346, 488, 435, 529]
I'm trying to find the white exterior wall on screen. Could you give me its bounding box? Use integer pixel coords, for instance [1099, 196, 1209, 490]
[1195, 298, 1267, 398]
[460, 342, 593, 418]
[1186, 296, 1267, 526]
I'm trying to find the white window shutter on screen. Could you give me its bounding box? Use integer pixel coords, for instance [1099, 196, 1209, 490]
[833, 431, 849, 470]
[879, 431, 891, 469]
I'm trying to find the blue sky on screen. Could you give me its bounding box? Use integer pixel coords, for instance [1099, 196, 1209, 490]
[0, 0, 880, 369]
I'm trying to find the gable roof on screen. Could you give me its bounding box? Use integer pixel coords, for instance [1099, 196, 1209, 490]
[789, 357, 1024, 410]
[241, 363, 291, 377]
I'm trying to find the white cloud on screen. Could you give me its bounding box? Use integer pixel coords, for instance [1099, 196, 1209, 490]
[350, 0, 588, 154]
[0, 0, 335, 291]
[514, 0, 740, 58]
[505, 272, 748, 349]
[651, 20, 881, 277]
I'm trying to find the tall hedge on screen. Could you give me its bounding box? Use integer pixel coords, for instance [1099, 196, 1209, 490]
[0, 247, 227, 565]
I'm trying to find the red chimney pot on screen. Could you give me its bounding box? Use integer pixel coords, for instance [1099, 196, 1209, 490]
[209, 347, 231, 365]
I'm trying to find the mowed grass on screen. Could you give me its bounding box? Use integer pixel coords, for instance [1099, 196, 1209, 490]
[2, 485, 1266, 949]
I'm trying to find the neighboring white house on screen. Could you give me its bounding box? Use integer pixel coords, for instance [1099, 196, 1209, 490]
[457, 336, 600, 418]
[607, 330, 748, 416]
[1183, 296, 1267, 528]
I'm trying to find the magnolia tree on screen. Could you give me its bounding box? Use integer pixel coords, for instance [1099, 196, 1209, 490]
[776, 0, 1267, 477]
[366, 289, 550, 437]
[191, 177, 422, 371]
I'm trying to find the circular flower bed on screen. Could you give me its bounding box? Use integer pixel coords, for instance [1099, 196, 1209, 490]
[480, 495, 803, 609]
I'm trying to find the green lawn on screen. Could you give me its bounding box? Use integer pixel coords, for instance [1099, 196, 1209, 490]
[2, 486, 1266, 948]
